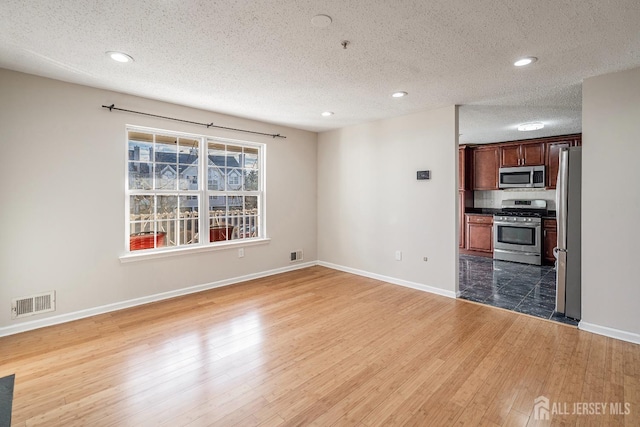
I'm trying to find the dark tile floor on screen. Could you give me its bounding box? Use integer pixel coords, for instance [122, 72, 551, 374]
[458, 254, 578, 326]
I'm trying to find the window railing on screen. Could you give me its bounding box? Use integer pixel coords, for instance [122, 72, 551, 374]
[129, 208, 258, 250]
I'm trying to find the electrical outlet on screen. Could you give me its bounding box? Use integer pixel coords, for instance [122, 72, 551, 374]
[395, 250, 402, 261]
[238, 248, 244, 258]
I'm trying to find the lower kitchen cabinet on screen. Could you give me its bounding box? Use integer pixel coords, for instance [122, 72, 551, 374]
[543, 219, 557, 264]
[459, 192, 465, 248]
[465, 214, 493, 253]
[459, 191, 473, 249]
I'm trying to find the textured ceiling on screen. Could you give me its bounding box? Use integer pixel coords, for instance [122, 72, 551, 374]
[1, 1, 639, 144]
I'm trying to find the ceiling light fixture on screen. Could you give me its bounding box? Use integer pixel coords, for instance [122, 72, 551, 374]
[392, 91, 408, 98]
[517, 122, 544, 131]
[321, 111, 334, 117]
[514, 56, 537, 67]
[107, 51, 134, 63]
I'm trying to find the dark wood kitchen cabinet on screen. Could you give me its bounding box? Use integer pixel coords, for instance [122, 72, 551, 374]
[471, 146, 499, 190]
[500, 142, 545, 167]
[458, 146, 473, 248]
[545, 135, 581, 189]
[459, 146, 472, 190]
[521, 142, 546, 166]
[466, 134, 581, 190]
[546, 141, 570, 189]
[459, 191, 465, 248]
[459, 190, 473, 248]
[465, 214, 493, 253]
[543, 218, 557, 264]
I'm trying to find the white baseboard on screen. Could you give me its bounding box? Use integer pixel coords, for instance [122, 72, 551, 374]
[578, 321, 640, 345]
[7, 259, 636, 346]
[317, 261, 457, 299]
[0, 261, 317, 338]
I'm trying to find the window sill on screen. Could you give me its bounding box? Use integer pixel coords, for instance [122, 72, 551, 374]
[119, 238, 271, 263]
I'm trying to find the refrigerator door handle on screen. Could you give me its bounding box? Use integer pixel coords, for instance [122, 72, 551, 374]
[556, 149, 569, 250]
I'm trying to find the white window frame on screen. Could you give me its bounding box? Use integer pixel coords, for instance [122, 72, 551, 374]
[122, 125, 267, 262]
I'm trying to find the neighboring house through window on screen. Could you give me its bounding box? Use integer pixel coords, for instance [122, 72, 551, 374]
[126, 127, 264, 252]
[228, 171, 240, 188]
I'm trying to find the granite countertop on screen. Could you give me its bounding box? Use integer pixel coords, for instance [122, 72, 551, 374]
[464, 208, 500, 215]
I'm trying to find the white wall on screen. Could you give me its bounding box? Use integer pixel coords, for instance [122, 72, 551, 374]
[581, 66, 640, 340]
[317, 107, 458, 296]
[0, 69, 317, 331]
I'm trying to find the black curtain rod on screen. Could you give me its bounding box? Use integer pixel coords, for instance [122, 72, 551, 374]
[101, 104, 286, 139]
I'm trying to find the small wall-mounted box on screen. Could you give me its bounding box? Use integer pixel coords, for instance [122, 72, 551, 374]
[417, 170, 431, 180]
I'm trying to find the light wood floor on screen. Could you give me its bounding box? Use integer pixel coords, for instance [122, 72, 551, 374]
[1, 266, 639, 426]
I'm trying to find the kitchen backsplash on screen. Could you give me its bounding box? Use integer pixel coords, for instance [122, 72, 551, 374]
[474, 189, 557, 210]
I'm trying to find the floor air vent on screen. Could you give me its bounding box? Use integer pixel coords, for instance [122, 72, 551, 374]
[12, 291, 56, 319]
[290, 250, 303, 262]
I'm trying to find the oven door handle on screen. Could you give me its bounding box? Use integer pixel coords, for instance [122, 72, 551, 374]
[494, 248, 542, 257]
[493, 221, 541, 228]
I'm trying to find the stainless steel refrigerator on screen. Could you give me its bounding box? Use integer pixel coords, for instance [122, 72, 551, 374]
[555, 146, 581, 319]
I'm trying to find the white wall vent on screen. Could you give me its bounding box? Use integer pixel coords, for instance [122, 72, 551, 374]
[12, 291, 56, 319]
[290, 250, 303, 262]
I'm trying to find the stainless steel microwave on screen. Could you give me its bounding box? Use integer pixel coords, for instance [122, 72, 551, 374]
[498, 165, 545, 189]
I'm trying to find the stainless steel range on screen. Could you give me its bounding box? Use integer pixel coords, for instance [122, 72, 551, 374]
[493, 199, 547, 265]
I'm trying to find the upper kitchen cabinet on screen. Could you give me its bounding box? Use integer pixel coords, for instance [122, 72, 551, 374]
[466, 133, 580, 191]
[458, 145, 472, 190]
[544, 134, 582, 189]
[472, 146, 499, 190]
[500, 142, 545, 167]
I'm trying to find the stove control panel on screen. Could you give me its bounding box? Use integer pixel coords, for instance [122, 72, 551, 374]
[494, 215, 542, 224]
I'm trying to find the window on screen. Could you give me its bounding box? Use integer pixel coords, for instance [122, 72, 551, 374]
[126, 127, 264, 252]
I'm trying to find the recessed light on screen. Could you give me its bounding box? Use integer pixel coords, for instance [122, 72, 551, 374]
[107, 51, 134, 63]
[321, 111, 334, 117]
[392, 91, 408, 98]
[517, 122, 544, 131]
[311, 14, 332, 28]
[514, 57, 537, 67]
